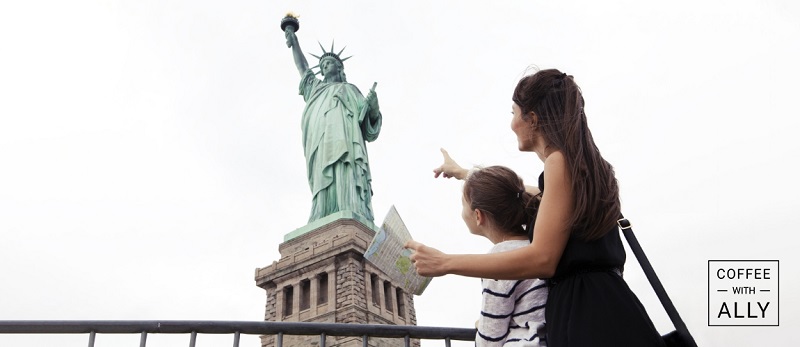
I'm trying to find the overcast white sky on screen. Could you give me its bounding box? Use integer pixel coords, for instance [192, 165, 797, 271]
[1, 1, 799, 346]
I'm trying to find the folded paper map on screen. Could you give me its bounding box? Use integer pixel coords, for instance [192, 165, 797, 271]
[364, 205, 431, 295]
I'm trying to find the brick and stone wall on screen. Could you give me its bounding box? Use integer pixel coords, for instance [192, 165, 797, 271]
[255, 218, 419, 347]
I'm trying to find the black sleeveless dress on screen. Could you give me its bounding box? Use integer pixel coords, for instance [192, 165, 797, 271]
[536, 173, 665, 347]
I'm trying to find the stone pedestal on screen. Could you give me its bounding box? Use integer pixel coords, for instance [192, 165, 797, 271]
[255, 215, 419, 347]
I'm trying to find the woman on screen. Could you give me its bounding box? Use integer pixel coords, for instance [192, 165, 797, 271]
[406, 69, 665, 346]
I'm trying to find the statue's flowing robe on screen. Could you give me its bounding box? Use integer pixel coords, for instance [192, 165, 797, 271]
[299, 70, 381, 223]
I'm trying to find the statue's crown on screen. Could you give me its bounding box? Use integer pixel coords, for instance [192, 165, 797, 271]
[320, 51, 343, 64]
[309, 40, 351, 73]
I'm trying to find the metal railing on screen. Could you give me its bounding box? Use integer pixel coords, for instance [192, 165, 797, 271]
[0, 320, 476, 347]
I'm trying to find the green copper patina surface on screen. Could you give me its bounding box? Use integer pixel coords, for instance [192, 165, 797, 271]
[282, 210, 377, 242]
[283, 15, 382, 225]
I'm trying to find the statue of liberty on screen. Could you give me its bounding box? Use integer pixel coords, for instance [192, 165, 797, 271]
[282, 15, 382, 224]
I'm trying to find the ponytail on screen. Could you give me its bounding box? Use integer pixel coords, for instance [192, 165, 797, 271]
[463, 166, 540, 237]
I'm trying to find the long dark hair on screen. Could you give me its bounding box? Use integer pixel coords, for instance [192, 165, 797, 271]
[463, 166, 539, 237]
[512, 69, 620, 240]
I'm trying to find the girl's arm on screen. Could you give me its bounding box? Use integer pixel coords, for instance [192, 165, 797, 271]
[476, 279, 517, 347]
[433, 148, 469, 179]
[433, 148, 541, 195]
[408, 152, 572, 280]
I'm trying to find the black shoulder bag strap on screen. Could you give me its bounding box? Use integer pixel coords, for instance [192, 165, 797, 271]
[618, 217, 699, 347]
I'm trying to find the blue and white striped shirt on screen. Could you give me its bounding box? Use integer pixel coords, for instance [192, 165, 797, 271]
[476, 240, 548, 347]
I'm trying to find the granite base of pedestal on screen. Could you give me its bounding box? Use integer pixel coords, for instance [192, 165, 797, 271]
[255, 217, 419, 347]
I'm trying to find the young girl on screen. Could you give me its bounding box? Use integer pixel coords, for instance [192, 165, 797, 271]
[407, 69, 665, 346]
[462, 166, 547, 347]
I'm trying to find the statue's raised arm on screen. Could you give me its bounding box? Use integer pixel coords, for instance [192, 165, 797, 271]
[281, 14, 308, 76]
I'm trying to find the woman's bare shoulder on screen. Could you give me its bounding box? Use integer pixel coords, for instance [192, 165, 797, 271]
[543, 151, 567, 171]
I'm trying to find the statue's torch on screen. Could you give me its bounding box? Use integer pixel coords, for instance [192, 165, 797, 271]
[281, 13, 300, 48]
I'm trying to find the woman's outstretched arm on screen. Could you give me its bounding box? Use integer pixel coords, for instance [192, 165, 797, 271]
[408, 152, 572, 280]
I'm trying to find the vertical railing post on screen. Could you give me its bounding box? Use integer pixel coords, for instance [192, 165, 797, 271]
[87, 331, 96, 347]
[445, 337, 452, 347]
[276, 332, 283, 347]
[320, 332, 326, 347]
[139, 331, 148, 347]
[404, 335, 410, 347]
[362, 334, 369, 347]
[232, 331, 240, 347]
[189, 331, 197, 347]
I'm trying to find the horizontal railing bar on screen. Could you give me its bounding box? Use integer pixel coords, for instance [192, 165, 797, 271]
[0, 321, 475, 341]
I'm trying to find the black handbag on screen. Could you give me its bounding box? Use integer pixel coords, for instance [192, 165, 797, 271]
[618, 218, 699, 347]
